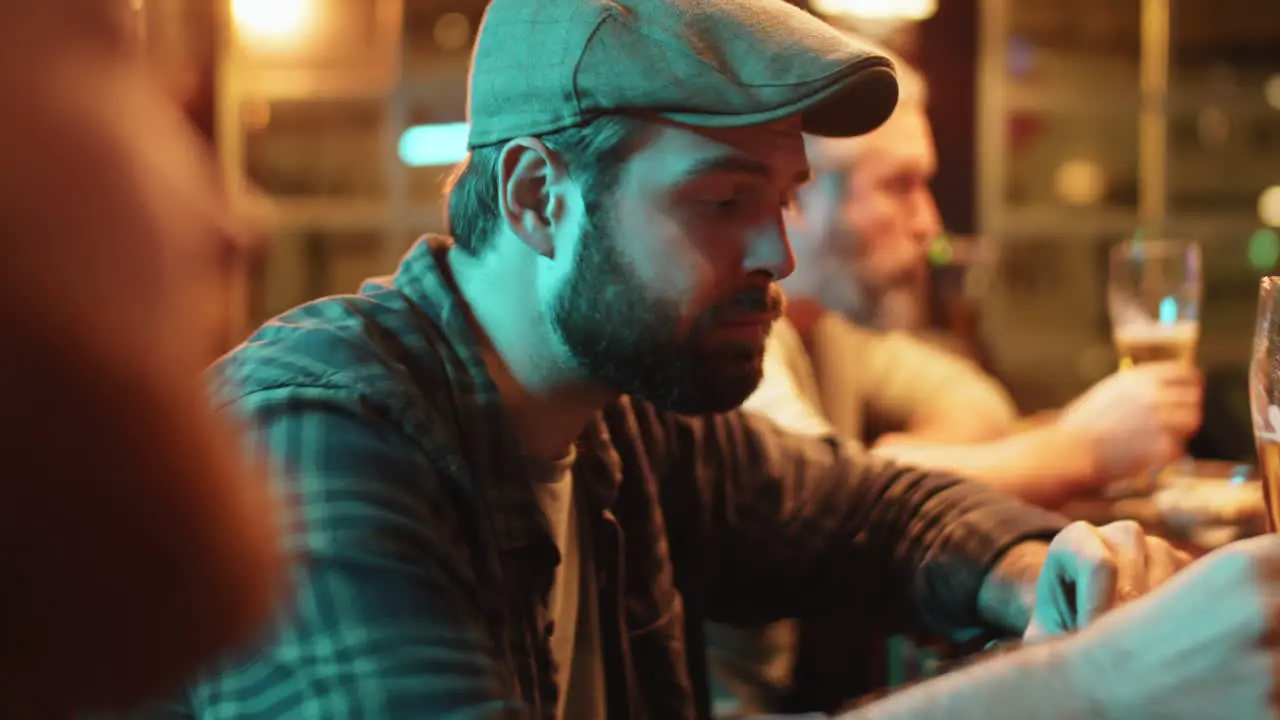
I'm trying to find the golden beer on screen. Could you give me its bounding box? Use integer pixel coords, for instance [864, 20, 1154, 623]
[1258, 437, 1280, 532]
[1113, 321, 1199, 369]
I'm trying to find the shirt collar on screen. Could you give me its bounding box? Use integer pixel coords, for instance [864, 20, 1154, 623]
[378, 236, 624, 545]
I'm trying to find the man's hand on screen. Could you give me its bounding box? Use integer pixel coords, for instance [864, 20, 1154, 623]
[838, 534, 1280, 719]
[1064, 534, 1280, 718]
[976, 521, 1191, 636]
[1056, 362, 1203, 482]
[1025, 520, 1192, 639]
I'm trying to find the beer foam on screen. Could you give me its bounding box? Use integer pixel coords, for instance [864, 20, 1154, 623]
[1113, 319, 1199, 342]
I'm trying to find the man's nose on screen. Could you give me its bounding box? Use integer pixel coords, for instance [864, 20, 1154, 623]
[745, 215, 798, 280]
[911, 187, 943, 244]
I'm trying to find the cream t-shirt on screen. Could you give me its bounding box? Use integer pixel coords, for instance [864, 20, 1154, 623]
[529, 448, 607, 719]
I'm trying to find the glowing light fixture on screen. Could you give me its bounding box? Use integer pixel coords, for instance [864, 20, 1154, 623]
[1259, 186, 1280, 227]
[399, 123, 470, 167]
[231, 0, 314, 46]
[809, 0, 938, 21]
[1053, 159, 1107, 207]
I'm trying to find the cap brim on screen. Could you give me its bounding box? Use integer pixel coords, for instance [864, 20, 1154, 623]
[799, 64, 900, 137]
[656, 62, 900, 139]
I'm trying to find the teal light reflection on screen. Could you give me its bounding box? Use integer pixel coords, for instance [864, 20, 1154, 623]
[1158, 295, 1179, 325]
[398, 123, 469, 167]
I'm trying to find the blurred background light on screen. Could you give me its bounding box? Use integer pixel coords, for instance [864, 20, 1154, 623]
[432, 12, 472, 52]
[1259, 185, 1280, 227]
[1053, 159, 1108, 206]
[1196, 106, 1231, 148]
[398, 123, 469, 167]
[1248, 228, 1280, 271]
[231, 0, 314, 47]
[810, 0, 938, 21]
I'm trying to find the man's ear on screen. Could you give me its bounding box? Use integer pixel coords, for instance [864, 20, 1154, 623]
[495, 137, 573, 259]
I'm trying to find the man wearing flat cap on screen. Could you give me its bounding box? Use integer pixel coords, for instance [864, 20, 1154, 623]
[156, 1, 1280, 718]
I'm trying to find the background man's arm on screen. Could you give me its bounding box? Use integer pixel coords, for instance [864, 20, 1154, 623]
[871, 426, 1099, 508]
[749, 321, 1095, 507]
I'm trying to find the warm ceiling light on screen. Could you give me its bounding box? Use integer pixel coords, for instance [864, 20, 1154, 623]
[810, 0, 938, 21]
[231, 0, 314, 46]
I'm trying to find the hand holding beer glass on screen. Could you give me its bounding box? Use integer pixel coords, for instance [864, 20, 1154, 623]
[1104, 240, 1202, 490]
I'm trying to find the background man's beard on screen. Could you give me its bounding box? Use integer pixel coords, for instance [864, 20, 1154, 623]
[551, 219, 776, 415]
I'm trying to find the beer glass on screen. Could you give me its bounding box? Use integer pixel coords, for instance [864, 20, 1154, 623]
[1108, 239, 1202, 369]
[1249, 276, 1280, 530]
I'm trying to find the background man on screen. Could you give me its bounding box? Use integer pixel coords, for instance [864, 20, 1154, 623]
[774, 56, 1202, 505]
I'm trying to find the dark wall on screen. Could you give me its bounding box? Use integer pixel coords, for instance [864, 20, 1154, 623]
[908, 0, 979, 234]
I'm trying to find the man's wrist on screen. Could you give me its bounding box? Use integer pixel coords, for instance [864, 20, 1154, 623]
[1045, 418, 1104, 483]
[1034, 422, 1105, 484]
[976, 541, 1049, 634]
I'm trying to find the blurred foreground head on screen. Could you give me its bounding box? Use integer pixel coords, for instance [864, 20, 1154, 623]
[0, 0, 260, 368]
[0, 2, 281, 713]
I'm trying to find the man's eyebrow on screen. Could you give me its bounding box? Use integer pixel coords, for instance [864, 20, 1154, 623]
[677, 154, 811, 186]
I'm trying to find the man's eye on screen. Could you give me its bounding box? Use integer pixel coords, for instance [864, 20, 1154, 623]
[708, 195, 743, 212]
[885, 175, 917, 195]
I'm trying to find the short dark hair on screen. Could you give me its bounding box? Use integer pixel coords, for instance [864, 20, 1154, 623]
[444, 115, 651, 255]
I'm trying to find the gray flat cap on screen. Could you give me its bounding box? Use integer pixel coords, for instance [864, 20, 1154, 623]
[466, 0, 900, 148]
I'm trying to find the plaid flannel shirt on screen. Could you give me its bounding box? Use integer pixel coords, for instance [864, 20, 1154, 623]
[148, 236, 1066, 720]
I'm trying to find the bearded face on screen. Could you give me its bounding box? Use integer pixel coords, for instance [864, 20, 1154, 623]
[551, 204, 784, 415]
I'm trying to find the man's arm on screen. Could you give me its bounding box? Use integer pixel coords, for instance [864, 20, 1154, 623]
[870, 424, 1099, 508]
[186, 387, 527, 718]
[661, 409, 1067, 638]
[839, 637, 1097, 719]
[747, 325, 1095, 508]
[872, 361, 1204, 508]
[753, 327, 1103, 507]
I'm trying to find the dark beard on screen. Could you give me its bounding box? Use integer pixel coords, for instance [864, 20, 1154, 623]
[551, 212, 783, 415]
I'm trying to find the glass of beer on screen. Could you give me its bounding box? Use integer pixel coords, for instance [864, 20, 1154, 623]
[1108, 239, 1202, 369]
[1249, 276, 1280, 531]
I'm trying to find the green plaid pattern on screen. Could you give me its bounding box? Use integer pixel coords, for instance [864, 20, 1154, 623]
[142, 236, 1066, 719]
